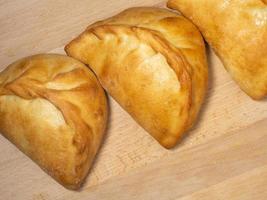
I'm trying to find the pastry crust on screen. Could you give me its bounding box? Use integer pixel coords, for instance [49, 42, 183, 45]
[0, 54, 108, 189]
[168, 0, 267, 100]
[65, 7, 208, 148]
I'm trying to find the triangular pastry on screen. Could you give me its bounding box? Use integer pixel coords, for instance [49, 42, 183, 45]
[65, 7, 208, 148]
[168, 0, 267, 99]
[0, 54, 108, 189]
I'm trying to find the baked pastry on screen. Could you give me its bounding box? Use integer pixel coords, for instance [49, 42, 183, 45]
[0, 54, 108, 189]
[65, 7, 208, 148]
[168, 0, 267, 100]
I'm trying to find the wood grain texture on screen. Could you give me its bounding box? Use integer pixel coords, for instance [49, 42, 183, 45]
[61, 119, 267, 200]
[0, 1, 266, 200]
[178, 165, 267, 200]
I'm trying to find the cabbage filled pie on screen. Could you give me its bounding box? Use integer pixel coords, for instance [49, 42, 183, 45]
[0, 54, 108, 189]
[65, 7, 208, 148]
[168, 0, 267, 99]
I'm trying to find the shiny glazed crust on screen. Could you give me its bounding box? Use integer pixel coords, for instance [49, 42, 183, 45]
[168, 0, 267, 100]
[65, 7, 208, 148]
[0, 54, 108, 189]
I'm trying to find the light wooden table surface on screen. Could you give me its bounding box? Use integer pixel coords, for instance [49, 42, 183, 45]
[0, 1, 266, 200]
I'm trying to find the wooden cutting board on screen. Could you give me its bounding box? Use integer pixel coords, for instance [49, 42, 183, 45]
[0, 1, 266, 200]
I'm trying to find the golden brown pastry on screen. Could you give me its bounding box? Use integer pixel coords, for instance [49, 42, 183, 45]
[0, 54, 108, 189]
[65, 7, 208, 149]
[168, 0, 267, 100]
